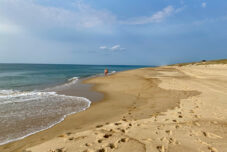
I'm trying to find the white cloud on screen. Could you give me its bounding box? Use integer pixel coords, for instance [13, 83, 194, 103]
[0, 23, 22, 34]
[99, 46, 107, 49]
[0, 0, 182, 35]
[0, 0, 116, 31]
[202, 2, 207, 8]
[121, 5, 178, 25]
[73, 1, 116, 27]
[110, 45, 120, 50]
[99, 45, 125, 51]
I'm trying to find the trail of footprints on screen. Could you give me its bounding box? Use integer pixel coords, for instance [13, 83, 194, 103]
[153, 98, 222, 152]
[43, 97, 223, 152]
[48, 121, 135, 152]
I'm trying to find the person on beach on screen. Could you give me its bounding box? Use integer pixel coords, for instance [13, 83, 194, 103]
[104, 68, 109, 76]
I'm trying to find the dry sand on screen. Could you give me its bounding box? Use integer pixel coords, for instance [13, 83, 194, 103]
[1, 64, 227, 152]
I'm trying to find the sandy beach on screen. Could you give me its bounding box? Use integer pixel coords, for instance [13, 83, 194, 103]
[1, 64, 227, 152]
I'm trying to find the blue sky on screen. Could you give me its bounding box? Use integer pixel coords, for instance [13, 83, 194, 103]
[0, 0, 227, 65]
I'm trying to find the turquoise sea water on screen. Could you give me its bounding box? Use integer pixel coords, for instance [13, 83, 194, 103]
[0, 64, 145, 91]
[0, 64, 147, 145]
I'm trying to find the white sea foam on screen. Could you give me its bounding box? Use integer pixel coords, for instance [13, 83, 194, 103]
[0, 89, 20, 95]
[0, 88, 91, 146]
[0, 90, 57, 105]
[68, 77, 79, 83]
[110, 71, 116, 74]
[45, 77, 79, 91]
[0, 97, 91, 146]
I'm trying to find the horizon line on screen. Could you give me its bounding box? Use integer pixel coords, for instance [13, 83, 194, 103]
[0, 62, 157, 67]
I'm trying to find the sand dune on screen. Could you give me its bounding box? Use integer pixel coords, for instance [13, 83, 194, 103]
[2, 64, 227, 152]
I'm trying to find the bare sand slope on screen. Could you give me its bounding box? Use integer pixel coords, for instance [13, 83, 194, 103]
[6, 65, 227, 152]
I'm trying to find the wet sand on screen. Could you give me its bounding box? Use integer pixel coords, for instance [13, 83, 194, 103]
[56, 78, 104, 102]
[1, 65, 227, 152]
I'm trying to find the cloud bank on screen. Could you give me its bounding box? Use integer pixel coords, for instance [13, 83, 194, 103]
[99, 45, 125, 51]
[0, 0, 116, 32]
[120, 6, 177, 25]
[0, 0, 182, 35]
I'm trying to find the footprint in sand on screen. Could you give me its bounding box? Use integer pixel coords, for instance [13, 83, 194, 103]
[178, 111, 182, 114]
[197, 139, 210, 146]
[114, 122, 122, 126]
[109, 129, 114, 132]
[68, 137, 74, 141]
[197, 139, 219, 152]
[168, 137, 180, 145]
[175, 124, 181, 129]
[122, 118, 127, 122]
[85, 143, 92, 147]
[208, 146, 218, 152]
[118, 138, 129, 143]
[121, 129, 126, 133]
[103, 133, 112, 138]
[165, 130, 173, 135]
[66, 132, 72, 136]
[108, 143, 117, 149]
[160, 137, 168, 143]
[58, 134, 65, 138]
[96, 125, 103, 128]
[195, 105, 199, 109]
[194, 115, 200, 119]
[96, 148, 106, 152]
[126, 126, 130, 130]
[157, 126, 161, 130]
[55, 148, 65, 152]
[172, 119, 177, 123]
[178, 115, 183, 118]
[156, 145, 165, 152]
[83, 149, 94, 152]
[202, 131, 222, 139]
[194, 122, 201, 127]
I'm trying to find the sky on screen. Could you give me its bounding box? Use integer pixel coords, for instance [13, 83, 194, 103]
[0, 0, 227, 65]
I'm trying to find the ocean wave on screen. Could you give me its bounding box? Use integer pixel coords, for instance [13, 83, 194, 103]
[45, 77, 79, 91]
[0, 89, 20, 95]
[0, 89, 91, 145]
[0, 90, 56, 105]
[67, 77, 79, 84]
[110, 71, 116, 74]
[0, 89, 91, 105]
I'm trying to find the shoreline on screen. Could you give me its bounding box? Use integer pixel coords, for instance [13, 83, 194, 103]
[0, 75, 102, 146]
[0, 90, 92, 146]
[2, 64, 227, 152]
[0, 95, 92, 147]
[0, 69, 131, 150]
[0, 66, 198, 152]
[56, 77, 104, 102]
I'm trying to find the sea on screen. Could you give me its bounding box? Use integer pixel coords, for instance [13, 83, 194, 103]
[0, 64, 146, 145]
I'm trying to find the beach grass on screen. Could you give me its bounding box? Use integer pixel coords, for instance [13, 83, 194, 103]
[171, 59, 227, 66]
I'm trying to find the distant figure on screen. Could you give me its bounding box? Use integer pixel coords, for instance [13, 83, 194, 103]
[104, 68, 109, 76]
[201, 60, 206, 62]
